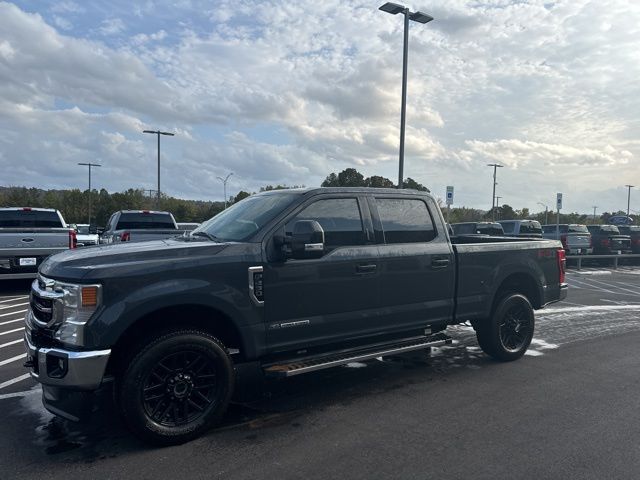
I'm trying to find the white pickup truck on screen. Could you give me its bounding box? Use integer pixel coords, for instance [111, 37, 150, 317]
[0, 207, 76, 280]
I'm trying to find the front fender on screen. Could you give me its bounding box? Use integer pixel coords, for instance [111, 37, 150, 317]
[84, 277, 263, 356]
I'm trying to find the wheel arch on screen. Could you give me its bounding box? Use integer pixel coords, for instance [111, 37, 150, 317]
[106, 303, 249, 376]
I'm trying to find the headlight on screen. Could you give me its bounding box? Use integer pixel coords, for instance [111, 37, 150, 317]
[51, 280, 102, 346]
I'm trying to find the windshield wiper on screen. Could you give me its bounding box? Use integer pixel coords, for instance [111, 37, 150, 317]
[190, 231, 220, 242]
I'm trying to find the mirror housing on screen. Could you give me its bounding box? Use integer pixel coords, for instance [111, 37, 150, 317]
[291, 220, 325, 259]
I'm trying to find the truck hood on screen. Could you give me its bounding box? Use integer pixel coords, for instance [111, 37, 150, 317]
[40, 238, 230, 281]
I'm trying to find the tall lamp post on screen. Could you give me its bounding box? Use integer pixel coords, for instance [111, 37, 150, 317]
[143, 129, 175, 207]
[487, 163, 503, 220]
[78, 162, 101, 225]
[592, 206, 598, 223]
[217, 173, 233, 209]
[625, 185, 634, 216]
[537, 202, 549, 225]
[379, 2, 433, 188]
[495, 196, 502, 220]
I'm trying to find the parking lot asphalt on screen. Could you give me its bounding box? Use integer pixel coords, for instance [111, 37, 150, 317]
[1, 269, 640, 479]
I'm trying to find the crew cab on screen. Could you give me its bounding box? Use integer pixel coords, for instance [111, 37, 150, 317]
[24, 188, 567, 444]
[0, 207, 75, 280]
[100, 210, 183, 244]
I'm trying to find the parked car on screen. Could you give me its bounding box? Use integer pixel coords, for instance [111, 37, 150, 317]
[71, 224, 100, 247]
[451, 222, 504, 236]
[498, 220, 543, 238]
[0, 207, 75, 279]
[100, 210, 185, 244]
[26, 187, 567, 444]
[542, 224, 592, 254]
[617, 226, 640, 253]
[586, 225, 631, 254]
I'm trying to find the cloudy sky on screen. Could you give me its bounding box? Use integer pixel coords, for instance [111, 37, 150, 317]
[0, 0, 638, 214]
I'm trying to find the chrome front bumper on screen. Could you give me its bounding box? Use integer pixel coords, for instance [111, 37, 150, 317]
[24, 312, 111, 390]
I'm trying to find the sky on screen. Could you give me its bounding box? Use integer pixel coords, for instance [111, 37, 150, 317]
[0, 0, 638, 215]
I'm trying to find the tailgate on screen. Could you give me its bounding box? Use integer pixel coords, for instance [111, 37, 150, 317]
[0, 229, 70, 249]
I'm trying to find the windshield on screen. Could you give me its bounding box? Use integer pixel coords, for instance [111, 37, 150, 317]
[193, 192, 300, 242]
[568, 225, 589, 233]
[76, 225, 90, 234]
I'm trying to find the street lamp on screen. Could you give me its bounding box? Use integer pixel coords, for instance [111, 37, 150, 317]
[143, 129, 175, 207]
[217, 173, 233, 209]
[625, 185, 634, 216]
[487, 163, 503, 220]
[379, 2, 433, 188]
[78, 162, 101, 225]
[592, 206, 598, 223]
[495, 196, 502, 220]
[537, 202, 549, 225]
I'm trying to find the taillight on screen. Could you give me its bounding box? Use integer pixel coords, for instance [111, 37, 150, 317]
[601, 239, 610, 247]
[556, 249, 566, 284]
[560, 235, 568, 248]
[69, 229, 77, 249]
[120, 231, 131, 242]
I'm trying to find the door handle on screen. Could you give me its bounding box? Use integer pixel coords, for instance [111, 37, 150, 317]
[356, 264, 377, 274]
[431, 258, 450, 269]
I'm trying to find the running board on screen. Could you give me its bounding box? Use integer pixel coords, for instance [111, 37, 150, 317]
[263, 332, 452, 378]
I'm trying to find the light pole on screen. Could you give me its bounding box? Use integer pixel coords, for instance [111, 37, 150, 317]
[143, 129, 175, 207]
[625, 185, 634, 216]
[217, 173, 233, 209]
[78, 162, 101, 225]
[495, 196, 502, 220]
[592, 206, 598, 223]
[487, 163, 503, 220]
[379, 2, 433, 188]
[537, 202, 549, 225]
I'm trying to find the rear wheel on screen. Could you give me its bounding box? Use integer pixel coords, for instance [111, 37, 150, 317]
[475, 293, 534, 362]
[117, 330, 234, 445]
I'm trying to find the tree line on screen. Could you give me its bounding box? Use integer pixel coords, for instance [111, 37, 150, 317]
[0, 168, 633, 227]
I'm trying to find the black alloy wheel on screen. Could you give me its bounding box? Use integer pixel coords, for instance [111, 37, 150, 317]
[475, 293, 535, 362]
[142, 351, 220, 428]
[117, 330, 234, 445]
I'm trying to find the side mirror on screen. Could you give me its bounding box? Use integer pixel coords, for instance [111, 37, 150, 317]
[291, 220, 325, 259]
[89, 225, 98, 234]
[97, 227, 104, 235]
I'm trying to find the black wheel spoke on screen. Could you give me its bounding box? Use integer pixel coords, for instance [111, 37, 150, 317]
[142, 349, 221, 428]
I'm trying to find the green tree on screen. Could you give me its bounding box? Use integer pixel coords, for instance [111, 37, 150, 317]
[233, 191, 251, 203]
[364, 175, 395, 188]
[402, 177, 429, 192]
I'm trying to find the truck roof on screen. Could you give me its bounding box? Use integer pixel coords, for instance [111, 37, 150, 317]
[0, 207, 58, 212]
[117, 210, 173, 215]
[258, 187, 432, 197]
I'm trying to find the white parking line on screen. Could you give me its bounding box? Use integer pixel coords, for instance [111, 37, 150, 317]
[0, 339, 22, 349]
[0, 302, 29, 310]
[0, 389, 39, 401]
[0, 318, 23, 327]
[0, 309, 27, 318]
[0, 327, 24, 336]
[0, 296, 29, 304]
[0, 374, 30, 390]
[540, 305, 640, 315]
[0, 353, 25, 367]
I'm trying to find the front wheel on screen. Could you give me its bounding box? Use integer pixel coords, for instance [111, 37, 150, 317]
[117, 330, 234, 445]
[475, 293, 535, 362]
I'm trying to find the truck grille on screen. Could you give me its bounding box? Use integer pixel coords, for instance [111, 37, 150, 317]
[30, 294, 53, 324]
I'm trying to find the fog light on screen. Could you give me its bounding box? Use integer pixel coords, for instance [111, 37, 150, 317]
[46, 352, 68, 379]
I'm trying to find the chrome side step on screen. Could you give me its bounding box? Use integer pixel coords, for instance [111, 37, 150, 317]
[263, 332, 451, 378]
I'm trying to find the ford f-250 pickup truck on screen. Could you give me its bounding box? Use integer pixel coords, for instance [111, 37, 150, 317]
[0, 207, 76, 280]
[24, 188, 567, 444]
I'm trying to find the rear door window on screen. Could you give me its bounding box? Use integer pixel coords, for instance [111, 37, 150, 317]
[500, 222, 515, 234]
[375, 198, 436, 244]
[0, 210, 63, 228]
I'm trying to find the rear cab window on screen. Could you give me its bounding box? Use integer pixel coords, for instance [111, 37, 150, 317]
[0, 209, 63, 228]
[519, 221, 542, 235]
[568, 225, 588, 233]
[375, 198, 436, 244]
[116, 212, 176, 230]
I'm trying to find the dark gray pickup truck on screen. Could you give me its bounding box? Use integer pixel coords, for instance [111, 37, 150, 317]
[24, 188, 567, 444]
